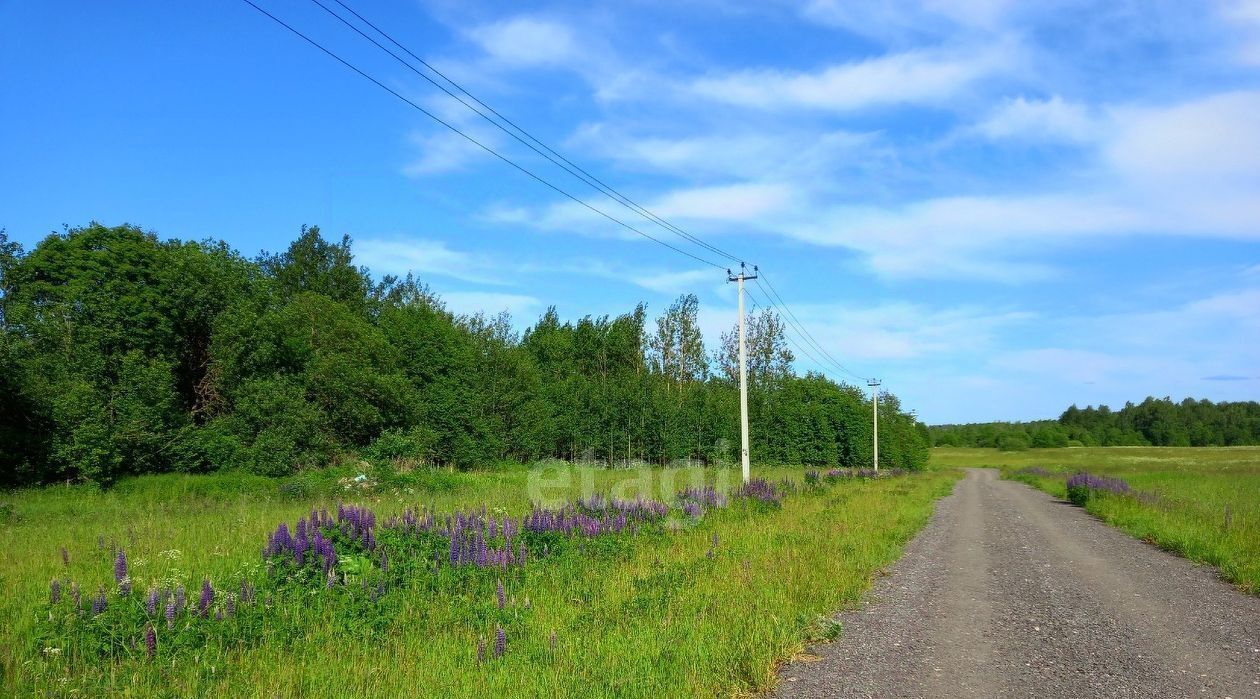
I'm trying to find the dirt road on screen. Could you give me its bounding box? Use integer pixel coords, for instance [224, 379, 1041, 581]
[772, 468, 1260, 698]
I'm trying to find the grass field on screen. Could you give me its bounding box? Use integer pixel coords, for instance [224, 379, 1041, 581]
[932, 446, 1260, 594]
[1, 463, 958, 697]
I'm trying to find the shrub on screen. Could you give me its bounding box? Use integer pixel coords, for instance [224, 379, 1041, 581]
[996, 433, 1031, 452]
[364, 427, 438, 465]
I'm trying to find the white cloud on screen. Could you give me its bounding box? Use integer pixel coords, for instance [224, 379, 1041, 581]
[442, 291, 541, 318]
[567, 125, 878, 180]
[467, 17, 578, 68]
[992, 287, 1260, 389]
[772, 299, 1032, 365]
[801, 0, 1012, 39]
[1221, 0, 1260, 65]
[480, 181, 796, 244]
[689, 45, 1012, 112]
[976, 95, 1099, 143]
[786, 194, 1138, 281]
[651, 182, 796, 221]
[402, 128, 493, 176]
[1105, 91, 1260, 184]
[354, 238, 504, 285]
[632, 268, 717, 295]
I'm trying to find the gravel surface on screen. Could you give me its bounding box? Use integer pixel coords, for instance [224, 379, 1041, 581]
[771, 468, 1260, 698]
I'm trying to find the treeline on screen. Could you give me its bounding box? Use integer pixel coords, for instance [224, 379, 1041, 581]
[930, 397, 1260, 450]
[0, 223, 928, 486]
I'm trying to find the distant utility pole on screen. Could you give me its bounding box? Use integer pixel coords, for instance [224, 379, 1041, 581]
[867, 378, 881, 472]
[728, 263, 757, 483]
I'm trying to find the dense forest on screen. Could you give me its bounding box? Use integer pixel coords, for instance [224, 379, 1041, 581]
[931, 397, 1260, 450]
[0, 223, 929, 487]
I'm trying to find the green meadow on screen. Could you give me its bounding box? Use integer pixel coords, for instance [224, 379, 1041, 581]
[932, 446, 1260, 594]
[1, 464, 958, 697]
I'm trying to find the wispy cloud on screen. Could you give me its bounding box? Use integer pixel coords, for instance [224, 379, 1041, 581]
[354, 237, 505, 285]
[974, 95, 1099, 143]
[466, 17, 579, 68]
[442, 291, 541, 318]
[800, 0, 1013, 39]
[688, 44, 1014, 112]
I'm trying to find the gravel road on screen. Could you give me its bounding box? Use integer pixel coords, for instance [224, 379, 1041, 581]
[772, 468, 1260, 698]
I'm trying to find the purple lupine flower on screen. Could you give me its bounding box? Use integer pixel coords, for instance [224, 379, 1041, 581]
[144, 625, 156, 658]
[60, 547, 69, 567]
[225, 595, 236, 617]
[71, 581, 81, 609]
[493, 626, 506, 659]
[476, 637, 486, 664]
[50, 579, 61, 604]
[380, 549, 388, 573]
[1066, 472, 1131, 495]
[91, 588, 107, 616]
[146, 587, 159, 616]
[115, 550, 130, 594]
[496, 579, 506, 609]
[175, 585, 186, 613]
[683, 502, 702, 518]
[165, 596, 177, 630]
[198, 579, 214, 617]
[215, 607, 224, 621]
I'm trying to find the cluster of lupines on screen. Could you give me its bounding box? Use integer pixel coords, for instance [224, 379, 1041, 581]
[677, 486, 728, 518]
[46, 480, 811, 668]
[472, 627, 509, 664]
[576, 494, 671, 521]
[447, 512, 528, 569]
[804, 470, 821, 486]
[45, 543, 265, 661]
[734, 477, 793, 505]
[523, 503, 648, 538]
[1066, 471, 1132, 505]
[263, 509, 338, 579]
[336, 504, 378, 551]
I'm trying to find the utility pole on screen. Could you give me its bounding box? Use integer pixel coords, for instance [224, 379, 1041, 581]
[727, 263, 757, 483]
[867, 379, 881, 472]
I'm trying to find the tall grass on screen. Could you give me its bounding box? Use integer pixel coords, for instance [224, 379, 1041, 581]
[933, 446, 1260, 594]
[1, 465, 958, 696]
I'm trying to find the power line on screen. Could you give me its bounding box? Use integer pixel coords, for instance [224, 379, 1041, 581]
[236, 0, 727, 271]
[318, 0, 744, 267]
[240, 0, 883, 388]
[744, 283, 849, 383]
[755, 273, 869, 382]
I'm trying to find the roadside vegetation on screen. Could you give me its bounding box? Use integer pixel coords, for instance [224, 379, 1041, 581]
[933, 447, 1260, 594]
[1, 464, 959, 696]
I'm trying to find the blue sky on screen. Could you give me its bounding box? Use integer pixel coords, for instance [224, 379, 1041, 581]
[2, 0, 1258, 424]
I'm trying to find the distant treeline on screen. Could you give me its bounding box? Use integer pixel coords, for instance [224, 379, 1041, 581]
[0, 224, 928, 486]
[930, 397, 1260, 450]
